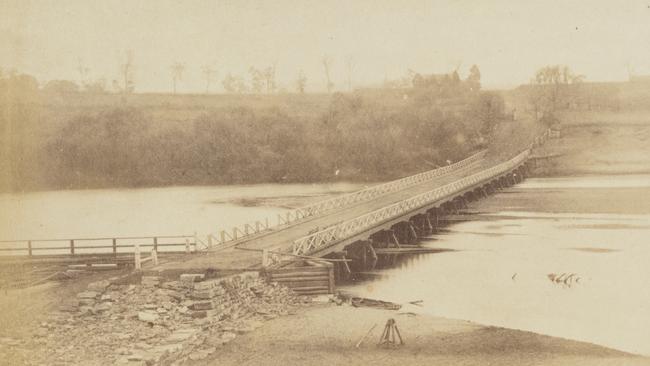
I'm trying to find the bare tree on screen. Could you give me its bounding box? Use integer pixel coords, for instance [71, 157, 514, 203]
[201, 64, 217, 94]
[528, 65, 584, 123]
[249, 67, 264, 93]
[170, 62, 185, 94]
[77, 57, 90, 88]
[345, 56, 355, 91]
[262, 63, 277, 94]
[112, 50, 135, 100]
[322, 56, 334, 93]
[295, 70, 307, 93]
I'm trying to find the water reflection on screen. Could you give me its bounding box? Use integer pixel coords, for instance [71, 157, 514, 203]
[344, 175, 650, 356]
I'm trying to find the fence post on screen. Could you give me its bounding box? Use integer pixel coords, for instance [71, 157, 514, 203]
[261, 249, 269, 268]
[27, 240, 32, 256]
[220, 230, 226, 244]
[153, 237, 158, 252]
[151, 249, 158, 266]
[207, 234, 213, 249]
[134, 244, 141, 270]
[70, 239, 75, 255]
[112, 238, 117, 255]
[185, 238, 190, 253]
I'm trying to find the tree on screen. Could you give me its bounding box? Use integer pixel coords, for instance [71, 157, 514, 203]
[295, 70, 307, 93]
[170, 62, 185, 94]
[201, 64, 217, 94]
[248, 67, 264, 93]
[467, 65, 481, 92]
[528, 65, 584, 124]
[470, 92, 505, 135]
[262, 63, 277, 93]
[43, 80, 79, 94]
[322, 56, 334, 93]
[84, 79, 107, 94]
[113, 50, 135, 101]
[77, 57, 90, 87]
[222, 73, 247, 94]
[345, 56, 355, 91]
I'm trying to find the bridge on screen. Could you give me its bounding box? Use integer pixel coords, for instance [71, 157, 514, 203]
[0, 130, 553, 291]
[154, 129, 554, 290]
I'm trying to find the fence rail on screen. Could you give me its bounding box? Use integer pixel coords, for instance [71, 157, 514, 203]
[0, 234, 201, 257]
[291, 149, 530, 255]
[206, 149, 487, 248]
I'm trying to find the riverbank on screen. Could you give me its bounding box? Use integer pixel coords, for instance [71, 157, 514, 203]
[189, 303, 649, 366]
[3, 274, 650, 366]
[540, 110, 650, 176]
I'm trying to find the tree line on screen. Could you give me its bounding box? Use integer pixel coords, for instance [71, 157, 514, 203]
[0, 65, 514, 193]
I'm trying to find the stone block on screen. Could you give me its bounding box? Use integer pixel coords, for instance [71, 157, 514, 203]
[77, 291, 99, 299]
[180, 274, 204, 285]
[87, 280, 110, 292]
[190, 301, 214, 311]
[137, 311, 159, 323]
[191, 289, 215, 299]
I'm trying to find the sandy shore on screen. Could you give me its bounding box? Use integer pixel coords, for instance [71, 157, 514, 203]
[188, 303, 650, 366]
[2, 281, 650, 366]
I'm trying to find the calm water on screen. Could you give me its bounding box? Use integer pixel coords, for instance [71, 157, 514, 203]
[346, 175, 650, 356]
[2, 177, 649, 354]
[0, 183, 361, 250]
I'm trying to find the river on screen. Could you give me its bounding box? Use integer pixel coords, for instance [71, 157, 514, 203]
[345, 174, 650, 356]
[1, 176, 649, 355]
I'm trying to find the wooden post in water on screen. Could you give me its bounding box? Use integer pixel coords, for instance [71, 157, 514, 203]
[327, 264, 335, 294]
[153, 237, 158, 252]
[27, 240, 32, 256]
[112, 238, 117, 255]
[70, 239, 75, 255]
[367, 242, 378, 271]
[185, 238, 190, 253]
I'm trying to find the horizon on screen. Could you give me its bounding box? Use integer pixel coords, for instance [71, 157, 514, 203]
[2, 0, 650, 93]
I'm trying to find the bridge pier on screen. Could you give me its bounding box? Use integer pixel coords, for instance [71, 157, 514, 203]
[428, 209, 439, 233]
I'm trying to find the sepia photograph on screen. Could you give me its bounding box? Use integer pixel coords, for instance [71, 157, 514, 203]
[1, 0, 650, 365]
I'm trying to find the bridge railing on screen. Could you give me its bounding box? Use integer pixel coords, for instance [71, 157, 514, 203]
[292, 149, 530, 255]
[206, 149, 487, 249]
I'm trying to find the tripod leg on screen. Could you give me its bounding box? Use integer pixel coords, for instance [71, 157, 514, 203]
[378, 324, 388, 345]
[394, 325, 404, 345]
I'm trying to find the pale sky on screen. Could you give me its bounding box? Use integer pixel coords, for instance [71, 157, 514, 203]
[2, 0, 650, 92]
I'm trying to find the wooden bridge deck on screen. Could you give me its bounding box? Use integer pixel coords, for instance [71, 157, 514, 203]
[156, 155, 506, 272]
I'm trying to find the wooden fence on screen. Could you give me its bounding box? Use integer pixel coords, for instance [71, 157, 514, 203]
[0, 234, 204, 258]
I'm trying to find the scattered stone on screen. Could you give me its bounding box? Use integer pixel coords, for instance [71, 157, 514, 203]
[93, 302, 112, 313]
[220, 332, 237, 343]
[191, 289, 216, 300]
[190, 311, 207, 319]
[189, 350, 208, 361]
[190, 301, 214, 310]
[86, 280, 110, 292]
[76, 291, 99, 299]
[141, 276, 161, 287]
[26, 271, 303, 366]
[138, 311, 159, 323]
[180, 274, 205, 286]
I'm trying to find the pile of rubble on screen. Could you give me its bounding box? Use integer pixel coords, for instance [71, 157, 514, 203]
[22, 271, 309, 365]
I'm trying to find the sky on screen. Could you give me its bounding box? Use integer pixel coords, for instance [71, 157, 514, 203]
[2, 0, 650, 92]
